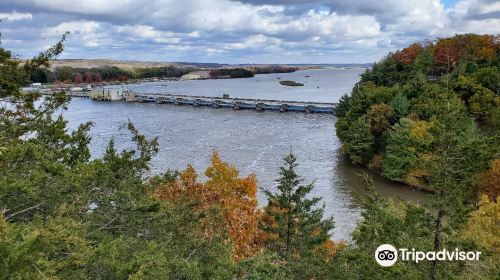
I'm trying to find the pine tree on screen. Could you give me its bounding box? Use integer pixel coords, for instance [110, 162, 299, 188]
[261, 153, 334, 259]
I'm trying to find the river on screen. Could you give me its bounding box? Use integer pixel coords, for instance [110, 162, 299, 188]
[64, 68, 429, 240]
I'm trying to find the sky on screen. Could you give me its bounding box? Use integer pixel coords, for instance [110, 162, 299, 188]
[0, 0, 498, 64]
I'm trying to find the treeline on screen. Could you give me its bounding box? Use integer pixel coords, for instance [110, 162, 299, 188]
[209, 68, 255, 79]
[249, 66, 298, 74]
[30, 65, 299, 84]
[29, 65, 196, 84]
[336, 34, 499, 194]
[208, 66, 298, 79]
[1, 34, 499, 279]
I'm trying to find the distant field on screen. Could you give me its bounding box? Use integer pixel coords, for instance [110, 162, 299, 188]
[46, 59, 187, 72]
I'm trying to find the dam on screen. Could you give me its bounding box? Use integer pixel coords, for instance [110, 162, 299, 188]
[135, 93, 337, 114]
[85, 88, 337, 114]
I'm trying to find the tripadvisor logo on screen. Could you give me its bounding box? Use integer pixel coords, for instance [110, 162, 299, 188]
[375, 244, 481, 267]
[375, 244, 398, 267]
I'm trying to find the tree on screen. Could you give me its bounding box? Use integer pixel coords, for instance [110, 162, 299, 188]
[382, 118, 434, 186]
[477, 159, 500, 201]
[422, 108, 492, 280]
[433, 38, 460, 74]
[116, 74, 128, 81]
[204, 152, 261, 260]
[341, 174, 431, 279]
[260, 153, 333, 259]
[393, 42, 423, 65]
[94, 72, 102, 83]
[389, 92, 409, 119]
[0, 213, 91, 279]
[155, 151, 262, 260]
[366, 103, 395, 135]
[54, 66, 74, 82]
[29, 68, 48, 83]
[85, 71, 93, 83]
[342, 116, 374, 164]
[458, 195, 500, 279]
[471, 66, 500, 95]
[0, 33, 237, 279]
[463, 195, 499, 250]
[335, 93, 351, 118]
[73, 72, 83, 83]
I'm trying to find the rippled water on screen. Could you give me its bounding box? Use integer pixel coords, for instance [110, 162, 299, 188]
[111, 68, 366, 103]
[64, 69, 428, 240]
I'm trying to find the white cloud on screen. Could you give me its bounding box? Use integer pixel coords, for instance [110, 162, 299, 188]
[1, 0, 498, 63]
[0, 11, 32, 21]
[43, 20, 102, 47]
[224, 34, 282, 50]
[43, 20, 100, 36]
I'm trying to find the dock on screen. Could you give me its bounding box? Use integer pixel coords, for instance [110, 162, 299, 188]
[134, 93, 337, 114]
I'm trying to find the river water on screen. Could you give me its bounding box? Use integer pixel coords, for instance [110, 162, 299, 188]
[64, 69, 428, 240]
[112, 68, 364, 102]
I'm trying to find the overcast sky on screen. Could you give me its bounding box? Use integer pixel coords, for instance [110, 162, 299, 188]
[0, 0, 498, 64]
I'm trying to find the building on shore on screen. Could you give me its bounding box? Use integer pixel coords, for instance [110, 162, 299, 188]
[89, 88, 125, 101]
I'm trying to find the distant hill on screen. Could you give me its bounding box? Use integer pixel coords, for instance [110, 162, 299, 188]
[17, 58, 371, 70]
[46, 59, 183, 71]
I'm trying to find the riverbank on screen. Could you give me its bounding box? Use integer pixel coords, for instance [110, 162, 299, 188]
[63, 96, 429, 240]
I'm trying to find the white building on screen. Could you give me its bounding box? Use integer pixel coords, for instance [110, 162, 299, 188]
[89, 88, 124, 101]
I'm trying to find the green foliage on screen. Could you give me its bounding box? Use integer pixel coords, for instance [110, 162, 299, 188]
[0, 212, 91, 279]
[411, 47, 433, 75]
[345, 175, 433, 279]
[471, 66, 500, 94]
[360, 55, 399, 86]
[335, 93, 351, 118]
[261, 153, 334, 259]
[134, 65, 194, 79]
[236, 253, 289, 280]
[209, 68, 254, 78]
[381, 118, 432, 184]
[342, 116, 374, 164]
[389, 92, 409, 119]
[2, 29, 499, 280]
[0, 34, 239, 279]
[337, 34, 498, 189]
[366, 103, 395, 136]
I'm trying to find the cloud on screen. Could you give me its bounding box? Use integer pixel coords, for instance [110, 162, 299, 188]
[42, 20, 103, 47]
[0, 11, 32, 21]
[0, 0, 498, 63]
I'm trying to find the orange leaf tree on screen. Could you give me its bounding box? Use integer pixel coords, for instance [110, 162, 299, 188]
[204, 152, 261, 260]
[477, 159, 500, 201]
[154, 151, 262, 260]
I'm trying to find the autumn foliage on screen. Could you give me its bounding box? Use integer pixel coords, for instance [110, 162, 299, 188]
[154, 151, 262, 260]
[433, 34, 499, 72]
[73, 72, 83, 83]
[393, 43, 423, 65]
[477, 159, 500, 201]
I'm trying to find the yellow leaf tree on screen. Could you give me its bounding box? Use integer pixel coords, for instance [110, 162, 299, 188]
[204, 152, 261, 260]
[154, 151, 262, 260]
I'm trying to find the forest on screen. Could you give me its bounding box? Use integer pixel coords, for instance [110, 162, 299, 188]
[28, 65, 196, 84]
[1, 33, 498, 279]
[28, 64, 297, 84]
[336, 34, 499, 194]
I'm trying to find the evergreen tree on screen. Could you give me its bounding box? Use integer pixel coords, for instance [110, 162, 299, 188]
[343, 116, 374, 164]
[261, 153, 334, 259]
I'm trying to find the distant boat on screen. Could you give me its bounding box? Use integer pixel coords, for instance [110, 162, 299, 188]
[305, 75, 310, 78]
